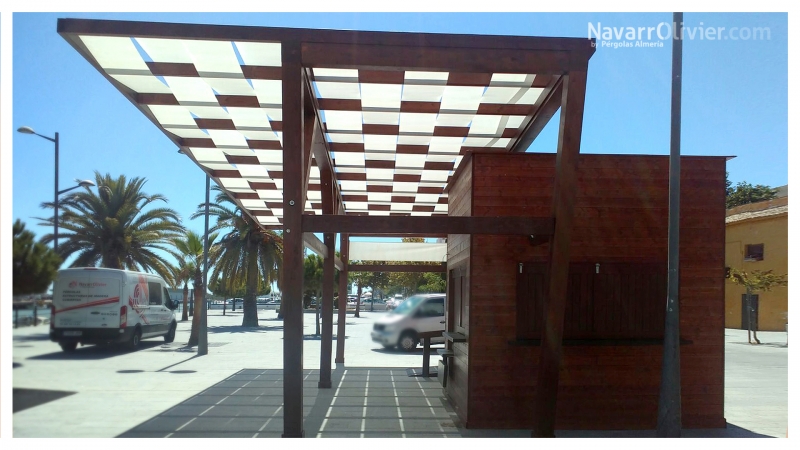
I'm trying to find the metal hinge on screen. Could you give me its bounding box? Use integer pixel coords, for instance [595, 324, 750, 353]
[519, 263, 523, 274]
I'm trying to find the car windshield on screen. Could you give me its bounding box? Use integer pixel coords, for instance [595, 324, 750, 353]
[391, 295, 426, 315]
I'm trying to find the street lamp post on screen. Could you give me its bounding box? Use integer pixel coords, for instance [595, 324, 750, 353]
[17, 126, 95, 253]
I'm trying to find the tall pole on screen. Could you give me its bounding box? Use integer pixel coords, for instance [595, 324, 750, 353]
[53, 132, 60, 254]
[198, 174, 211, 356]
[657, 11, 683, 437]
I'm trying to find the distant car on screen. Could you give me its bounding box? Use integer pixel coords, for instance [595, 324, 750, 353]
[386, 294, 404, 310]
[371, 293, 446, 351]
[265, 299, 281, 311]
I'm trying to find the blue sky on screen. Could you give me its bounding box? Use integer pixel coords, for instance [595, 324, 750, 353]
[10, 12, 789, 252]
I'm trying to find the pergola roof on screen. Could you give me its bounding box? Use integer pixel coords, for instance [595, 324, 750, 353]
[58, 19, 595, 228]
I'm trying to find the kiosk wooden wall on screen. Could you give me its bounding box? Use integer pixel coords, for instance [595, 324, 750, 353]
[445, 152, 726, 430]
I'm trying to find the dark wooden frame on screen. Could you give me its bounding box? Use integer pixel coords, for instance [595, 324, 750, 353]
[57, 18, 595, 438]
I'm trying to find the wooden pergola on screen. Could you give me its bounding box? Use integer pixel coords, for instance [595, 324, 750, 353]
[58, 18, 595, 437]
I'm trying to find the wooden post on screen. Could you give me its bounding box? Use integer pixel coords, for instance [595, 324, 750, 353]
[335, 233, 349, 364]
[319, 158, 335, 388]
[532, 70, 588, 438]
[281, 40, 305, 438]
[422, 337, 431, 377]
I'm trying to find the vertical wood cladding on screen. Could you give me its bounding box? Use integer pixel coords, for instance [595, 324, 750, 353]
[445, 157, 472, 424]
[445, 152, 725, 430]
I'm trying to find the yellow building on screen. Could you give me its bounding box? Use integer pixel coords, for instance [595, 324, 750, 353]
[725, 194, 788, 331]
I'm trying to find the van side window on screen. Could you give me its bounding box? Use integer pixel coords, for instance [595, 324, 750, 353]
[148, 282, 162, 305]
[422, 298, 444, 317]
[163, 287, 173, 307]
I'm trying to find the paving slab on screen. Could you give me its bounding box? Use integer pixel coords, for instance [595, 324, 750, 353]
[11, 310, 788, 438]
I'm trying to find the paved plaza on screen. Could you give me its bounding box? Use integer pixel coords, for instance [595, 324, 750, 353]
[11, 308, 788, 438]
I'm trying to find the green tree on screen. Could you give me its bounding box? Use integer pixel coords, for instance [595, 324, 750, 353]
[172, 230, 218, 346]
[170, 260, 195, 321]
[728, 268, 788, 344]
[418, 272, 446, 293]
[195, 186, 282, 327]
[36, 171, 184, 283]
[726, 172, 778, 209]
[13, 220, 62, 296]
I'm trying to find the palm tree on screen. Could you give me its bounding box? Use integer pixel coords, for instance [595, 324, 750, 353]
[170, 258, 196, 322]
[36, 171, 184, 283]
[172, 230, 218, 346]
[194, 186, 282, 327]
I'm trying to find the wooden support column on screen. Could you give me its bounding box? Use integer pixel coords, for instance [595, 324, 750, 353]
[281, 41, 305, 438]
[532, 70, 588, 438]
[319, 156, 335, 389]
[335, 233, 349, 364]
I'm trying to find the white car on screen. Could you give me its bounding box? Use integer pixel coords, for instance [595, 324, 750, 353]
[371, 293, 446, 351]
[50, 268, 179, 352]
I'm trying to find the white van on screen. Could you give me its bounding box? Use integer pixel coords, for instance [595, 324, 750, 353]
[49, 268, 179, 352]
[371, 293, 446, 351]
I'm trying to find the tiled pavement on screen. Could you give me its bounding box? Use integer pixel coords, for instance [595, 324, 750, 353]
[10, 309, 788, 438]
[120, 368, 460, 438]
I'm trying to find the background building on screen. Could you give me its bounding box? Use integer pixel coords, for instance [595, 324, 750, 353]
[724, 188, 788, 331]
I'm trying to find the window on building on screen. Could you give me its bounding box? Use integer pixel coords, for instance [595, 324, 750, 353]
[744, 244, 764, 261]
[516, 262, 667, 340]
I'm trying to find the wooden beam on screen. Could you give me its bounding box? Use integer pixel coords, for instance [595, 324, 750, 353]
[349, 233, 447, 238]
[302, 43, 577, 74]
[335, 233, 349, 364]
[349, 264, 446, 273]
[302, 215, 554, 236]
[58, 18, 595, 54]
[302, 108, 316, 206]
[281, 41, 305, 439]
[532, 70, 588, 438]
[303, 70, 345, 213]
[509, 77, 564, 153]
[303, 233, 344, 271]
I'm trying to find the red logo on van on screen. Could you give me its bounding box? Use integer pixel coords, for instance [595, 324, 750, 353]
[133, 284, 141, 302]
[69, 281, 78, 288]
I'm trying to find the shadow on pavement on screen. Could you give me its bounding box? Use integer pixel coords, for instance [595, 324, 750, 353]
[118, 367, 460, 438]
[207, 325, 283, 334]
[28, 341, 163, 360]
[729, 341, 788, 349]
[14, 388, 76, 413]
[370, 346, 444, 355]
[13, 333, 52, 342]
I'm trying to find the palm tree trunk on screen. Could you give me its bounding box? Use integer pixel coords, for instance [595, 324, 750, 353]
[242, 240, 259, 327]
[181, 283, 189, 321]
[188, 272, 202, 346]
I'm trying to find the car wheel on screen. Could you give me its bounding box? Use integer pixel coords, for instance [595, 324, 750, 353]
[164, 322, 176, 343]
[398, 331, 418, 352]
[59, 341, 78, 352]
[128, 327, 142, 350]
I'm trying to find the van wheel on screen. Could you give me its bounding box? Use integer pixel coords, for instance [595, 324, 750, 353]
[59, 341, 78, 352]
[164, 322, 176, 343]
[398, 331, 418, 352]
[128, 327, 142, 350]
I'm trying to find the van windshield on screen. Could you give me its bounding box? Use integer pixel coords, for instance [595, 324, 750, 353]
[391, 295, 425, 315]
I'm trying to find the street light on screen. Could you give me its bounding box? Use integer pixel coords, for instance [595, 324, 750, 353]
[18, 126, 96, 254]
